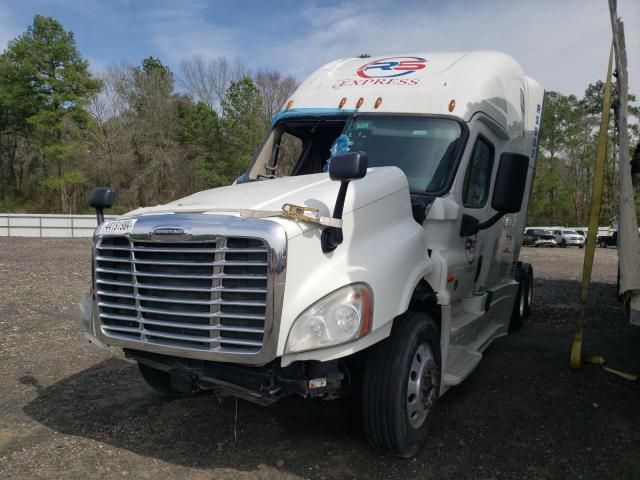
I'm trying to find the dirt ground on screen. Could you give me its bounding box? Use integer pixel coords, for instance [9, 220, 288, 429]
[1, 238, 639, 480]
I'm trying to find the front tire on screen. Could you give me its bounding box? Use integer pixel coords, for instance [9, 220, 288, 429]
[362, 311, 441, 457]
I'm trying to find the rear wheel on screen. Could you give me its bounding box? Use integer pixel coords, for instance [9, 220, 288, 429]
[560, 239, 567, 248]
[523, 264, 534, 318]
[509, 263, 528, 331]
[138, 362, 190, 397]
[600, 240, 607, 248]
[509, 282, 526, 331]
[362, 311, 441, 457]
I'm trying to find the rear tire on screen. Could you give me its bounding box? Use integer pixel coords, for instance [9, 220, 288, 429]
[138, 362, 190, 397]
[600, 240, 607, 248]
[523, 264, 534, 318]
[509, 264, 527, 331]
[362, 311, 441, 457]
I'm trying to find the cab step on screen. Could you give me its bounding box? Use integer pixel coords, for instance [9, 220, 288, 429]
[443, 345, 482, 386]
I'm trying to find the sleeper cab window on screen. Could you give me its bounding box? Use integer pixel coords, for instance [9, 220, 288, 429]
[462, 136, 495, 208]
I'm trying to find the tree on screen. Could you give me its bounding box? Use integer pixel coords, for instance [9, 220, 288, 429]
[529, 83, 639, 227]
[179, 56, 249, 112]
[203, 77, 266, 187]
[254, 69, 297, 122]
[0, 15, 101, 211]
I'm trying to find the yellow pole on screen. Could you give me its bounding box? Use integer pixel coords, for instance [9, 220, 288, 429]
[570, 44, 613, 370]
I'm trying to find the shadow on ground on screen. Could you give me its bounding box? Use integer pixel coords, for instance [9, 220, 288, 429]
[20, 278, 640, 479]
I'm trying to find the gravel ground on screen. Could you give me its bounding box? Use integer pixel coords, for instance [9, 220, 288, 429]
[1, 238, 639, 479]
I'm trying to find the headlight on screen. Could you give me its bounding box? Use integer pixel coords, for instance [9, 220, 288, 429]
[285, 283, 373, 354]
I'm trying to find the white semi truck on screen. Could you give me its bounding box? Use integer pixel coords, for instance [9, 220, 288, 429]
[80, 52, 544, 457]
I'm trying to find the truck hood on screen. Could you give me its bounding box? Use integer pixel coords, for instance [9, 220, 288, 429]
[126, 167, 409, 239]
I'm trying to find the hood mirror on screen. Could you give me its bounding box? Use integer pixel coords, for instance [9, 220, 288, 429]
[322, 151, 368, 253]
[89, 187, 117, 225]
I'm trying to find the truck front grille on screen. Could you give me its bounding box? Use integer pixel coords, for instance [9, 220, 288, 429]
[95, 236, 269, 354]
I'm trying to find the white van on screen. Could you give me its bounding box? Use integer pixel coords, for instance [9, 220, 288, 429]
[80, 52, 544, 457]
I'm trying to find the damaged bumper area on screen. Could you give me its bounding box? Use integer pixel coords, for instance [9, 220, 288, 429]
[78, 292, 106, 349]
[125, 349, 347, 405]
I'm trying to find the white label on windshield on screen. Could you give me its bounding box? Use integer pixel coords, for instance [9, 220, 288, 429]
[100, 218, 136, 235]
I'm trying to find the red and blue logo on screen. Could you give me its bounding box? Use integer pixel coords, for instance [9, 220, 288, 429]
[357, 56, 427, 79]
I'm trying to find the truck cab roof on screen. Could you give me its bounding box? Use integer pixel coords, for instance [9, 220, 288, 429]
[283, 51, 542, 140]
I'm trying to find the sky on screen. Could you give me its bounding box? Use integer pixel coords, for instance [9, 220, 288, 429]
[0, 0, 638, 98]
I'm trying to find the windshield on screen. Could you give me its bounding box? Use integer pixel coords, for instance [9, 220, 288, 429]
[337, 116, 463, 193]
[247, 115, 464, 193]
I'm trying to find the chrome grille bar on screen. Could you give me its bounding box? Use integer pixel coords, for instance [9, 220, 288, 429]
[95, 232, 272, 355]
[96, 267, 267, 280]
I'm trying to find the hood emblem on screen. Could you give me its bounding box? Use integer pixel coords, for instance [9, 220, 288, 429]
[152, 226, 190, 239]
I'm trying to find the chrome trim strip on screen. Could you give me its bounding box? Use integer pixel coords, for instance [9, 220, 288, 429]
[96, 256, 269, 267]
[97, 290, 267, 307]
[97, 278, 267, 294]
[95, 267, 267, 280]
[97, 246, 268, 254]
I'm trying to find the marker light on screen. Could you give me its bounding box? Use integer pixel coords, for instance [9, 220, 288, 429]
[286, 100, 294, 110]
[356, 97, 364, 108]
[339, 97, 347, 108]
[374, 97, 382, 109]
[285, 283, 373, 354]
[448, 99, 456, 112]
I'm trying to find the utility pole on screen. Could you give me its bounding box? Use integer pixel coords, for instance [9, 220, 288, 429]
[608, 0, 640, 324]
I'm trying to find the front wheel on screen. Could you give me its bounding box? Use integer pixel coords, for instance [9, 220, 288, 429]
[362, 311, 441, 457]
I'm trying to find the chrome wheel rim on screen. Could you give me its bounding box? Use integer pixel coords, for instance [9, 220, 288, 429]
[527, 275, 533, 308]
[406, 343, 438, 429]
[519, 284, 525, 317]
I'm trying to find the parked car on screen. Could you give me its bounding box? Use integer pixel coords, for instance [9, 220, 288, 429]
[598, 230, 617, 248]
[533, 234, 557, 247]
[523, 228, 555, 247]
[551, 228, 585, 248]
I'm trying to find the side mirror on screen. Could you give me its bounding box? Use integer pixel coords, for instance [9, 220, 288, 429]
[329, 151, 368, 182]
[89, 187, 117, 225]
[492, 152, 529, 213]
[322, 151, 368, 253]
[459, 153, 529, 237]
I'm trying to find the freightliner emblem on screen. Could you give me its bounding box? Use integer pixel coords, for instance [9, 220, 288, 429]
[152, 226, 190, 239]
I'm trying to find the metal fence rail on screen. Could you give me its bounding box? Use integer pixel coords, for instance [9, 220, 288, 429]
[0, 214, 116, 238]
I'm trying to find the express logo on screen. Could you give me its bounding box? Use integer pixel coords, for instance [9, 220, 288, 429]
[357, 56, 427, 79]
